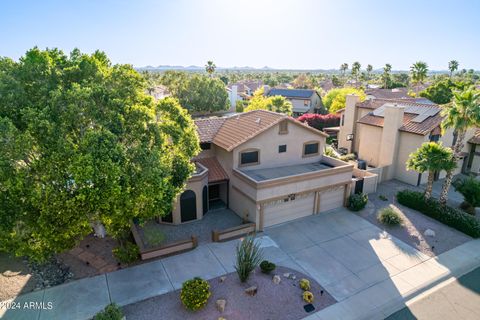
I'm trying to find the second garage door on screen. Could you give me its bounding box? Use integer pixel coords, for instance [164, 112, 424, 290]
[263, 193, 314, 227]
[318, 186, 345, 213]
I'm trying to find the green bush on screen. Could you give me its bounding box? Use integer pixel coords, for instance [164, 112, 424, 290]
[259, 260, 276, 274]
[143, 225, 165, 247]
[93, 303, 124, 320]
[339, 153, 356, 162]
[348, 193, 368, 211]
[377, 207, 403, 226]
[112, 241, 139, 264]
[180, 277, 211, 311]
[453, 177, 480, 215]
[235, 236, 263, 282]
[379, 195, 388, 201]
[299, 278, 311, 291]
[397, 190, 480, 238]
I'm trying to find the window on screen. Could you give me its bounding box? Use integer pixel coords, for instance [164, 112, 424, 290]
[341, 114, 345, 126]
[200, 142, 211, 150]
[278, 144, 287, 153]
[304, 100, 309, 106]
[429, 134, 440, 142]
[240, 150, 259, 165]
[279, 120, 288, 134]
[303, 142, 319, 156]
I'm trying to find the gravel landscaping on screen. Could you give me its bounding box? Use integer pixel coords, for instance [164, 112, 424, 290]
[123, 266, 336, 320]
[356, 180, 472, 257]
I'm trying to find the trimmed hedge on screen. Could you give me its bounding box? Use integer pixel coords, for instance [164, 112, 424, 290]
[348, 193, 368, 211]
[396, 190, 480, 238]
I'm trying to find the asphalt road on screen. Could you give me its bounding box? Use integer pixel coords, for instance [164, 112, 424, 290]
[386, 267, 480, 320]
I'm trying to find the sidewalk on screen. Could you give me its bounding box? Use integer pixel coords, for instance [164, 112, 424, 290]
[1, 237, 479, 320]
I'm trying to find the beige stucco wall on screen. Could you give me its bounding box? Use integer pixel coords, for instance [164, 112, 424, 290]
[171, 170, 208, 224]
[229, 187, 258, 225]
[290, 98, 312, 114]
[232, 122, 326, 170]
[394, 132, 429, 185]
[357, 124, 383, 167]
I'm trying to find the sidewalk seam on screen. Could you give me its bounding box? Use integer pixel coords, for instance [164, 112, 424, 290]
[104, 274, 112, 304]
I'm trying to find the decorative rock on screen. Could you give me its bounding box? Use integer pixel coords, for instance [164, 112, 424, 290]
[244, 286, 258, 296]
[216, 299, 226, 313]
[218, 317, 226, 320]
[272, 275, 281, 284]
[283, 272, 290, 278]
[220, 276, 227, 283]
[424, 229, 436, 237]
[291, 275, 297, 280]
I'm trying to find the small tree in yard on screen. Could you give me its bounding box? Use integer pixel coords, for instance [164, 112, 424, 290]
[406, 142, 456, 200]
[453, 177, 480, 215]
[235, 236, 263, 282]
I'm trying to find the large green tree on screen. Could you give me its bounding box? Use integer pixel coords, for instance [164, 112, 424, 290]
[382, 63, 392, 89]
[244, 88, 292, 115]
[419, 79, 470, 104]
[410, 61, 429, 85]
[406, 142, 456, 200]
[351, 62, 361, 82]
[448, 60, 459, 78]
[323, 88, 366, 113]
[440, 87, 480, 204]
[0, 48, 200, 261]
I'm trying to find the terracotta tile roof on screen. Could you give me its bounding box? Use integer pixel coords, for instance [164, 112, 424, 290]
[194, 117, 226, 142]
[469, 130, 480, 145]
[356, 98, 435, 110]
[365, 88, 410, 99]
[196, 157, 229, 182]
[358, 111, 443, 136]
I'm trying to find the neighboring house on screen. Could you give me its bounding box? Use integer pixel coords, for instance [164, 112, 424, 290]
[337, 95, 477, 185]
[266, 88, 325, 116]
[227, 80, 267, 110]
[149, 85, 170, 100]
[466, 130, 480, 175]
[163, 110, 359, 231]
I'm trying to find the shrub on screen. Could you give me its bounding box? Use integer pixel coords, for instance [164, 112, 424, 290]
[143, 225, 165, 247]
[299, 279, 311, 291]
[379, 195, 388, 201]
[324, 146, 339, 159]
[235, 236, 263, 282]
[297, 113, 340, 130]
[453, 177, 480, 215]
[303, 291, 314, 303]
[112, 241, 139, 264]
[93, 303, 124, 320]
[180, 277, 211, 311]
[377, 207, 403, 226]
[339, 153, 356, 162]
[397, 190, 480, 238]
[260, 260, 276, 274]
[348, 193, 368, 211]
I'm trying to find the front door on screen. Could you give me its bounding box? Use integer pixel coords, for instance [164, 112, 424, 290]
[209, 184, 220, 201]
[180, 190, 197, 222]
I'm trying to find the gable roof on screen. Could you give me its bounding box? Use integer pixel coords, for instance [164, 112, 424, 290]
[267, 88, 316, 99]
[194, 117, 226, 143]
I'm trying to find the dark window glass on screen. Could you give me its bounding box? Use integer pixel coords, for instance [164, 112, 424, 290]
[429, 134, 440, 142]
[279, 145, 287, 153]
[304, 142, 319, 155]
[241, 151, 259, 164]
[200, 142, 211, 150]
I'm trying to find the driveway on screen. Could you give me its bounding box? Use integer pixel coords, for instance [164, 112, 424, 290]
[2, 208, 480, 320]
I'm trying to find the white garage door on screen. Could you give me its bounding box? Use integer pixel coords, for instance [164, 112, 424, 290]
[263, 193, 314, 227]
[318, 186, 345, 213]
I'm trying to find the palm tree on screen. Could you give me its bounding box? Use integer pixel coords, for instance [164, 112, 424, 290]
[410, 61, 428, 85]
[340, 63, 348, 77]
[448, 60, 459, 78]
[406, 142, 456, 200]
[366, 64, 373, 80]
[351, 62, 361, 82]
[439, 87, 480, 204]
[382, 64, 392, 89]
[205, 60, 216, 76]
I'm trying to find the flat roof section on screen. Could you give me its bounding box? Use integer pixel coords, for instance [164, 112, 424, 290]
[240, 162, 334, 182]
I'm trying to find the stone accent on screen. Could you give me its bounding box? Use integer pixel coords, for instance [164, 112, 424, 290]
[216, 299, 226, 313]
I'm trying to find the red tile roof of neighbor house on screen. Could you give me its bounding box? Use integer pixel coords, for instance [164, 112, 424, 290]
[469, 130, 480, 145]
[194, 117, 226, 142]
[196, 157, 229, 183]
[356, 98, 434, 110]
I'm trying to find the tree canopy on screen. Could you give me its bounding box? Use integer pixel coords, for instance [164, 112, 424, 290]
[0, 48, 200, 261]
[420, 79, 470, 104]
[323, 88, 366, 113]
[244, 88, 293, 115]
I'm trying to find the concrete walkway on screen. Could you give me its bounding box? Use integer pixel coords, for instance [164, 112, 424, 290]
[1, 209, 480, 320]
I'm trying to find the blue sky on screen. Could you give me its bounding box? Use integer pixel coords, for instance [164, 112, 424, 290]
[1, 0, 479, 70]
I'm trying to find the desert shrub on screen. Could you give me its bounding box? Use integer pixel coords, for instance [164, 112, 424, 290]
[397, 190, 480, 238]
[303, 291, 314, 303]
[339, 153, 356, 161]
[348, 193, 368, 211]
[180, 277, 211, 311]
[377, 207, 403, 226]
[379, 195, 388, 201]
[260, 260, 276, 274]
[143, 225, 165, 247]
[112, 241, 139, 264]
[299, 279, 311, 291]
[93, 303, 124, 320]
[324, 146, 339, 159]
[297, 113, 340, 130]
[453, 177, 480, 215]
[235, 236, 263, 282]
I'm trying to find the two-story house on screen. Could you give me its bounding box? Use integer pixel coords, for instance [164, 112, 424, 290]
[163, 110, 355, 231]
[266, 88, 325, 116]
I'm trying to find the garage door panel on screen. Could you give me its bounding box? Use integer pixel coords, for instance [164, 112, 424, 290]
[263, 194, 314, 227]
[319, 187, 345, 213]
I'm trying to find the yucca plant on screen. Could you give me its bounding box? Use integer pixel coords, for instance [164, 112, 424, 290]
[235, 235, 263, 283]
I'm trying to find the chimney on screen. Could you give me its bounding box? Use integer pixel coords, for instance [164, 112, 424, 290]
[378, 103, 404, 179]
[263, 85, 270, 95]
[338, 94, 360, 153]
[230, 85, 238, 111]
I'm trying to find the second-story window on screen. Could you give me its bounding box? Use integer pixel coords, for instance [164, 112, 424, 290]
[240, 150, 259, 166]
[303, 142, 319, 156]
[278, 145, 287, 153]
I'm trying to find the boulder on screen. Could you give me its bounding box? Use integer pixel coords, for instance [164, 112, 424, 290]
[244, 286, 258, 296]
[424, 229, 436, 237]
[220, 276, 227, 283]
[216, 299, 226, 313]
[272, 275, 281, 284]
[283, 272, 290, 278]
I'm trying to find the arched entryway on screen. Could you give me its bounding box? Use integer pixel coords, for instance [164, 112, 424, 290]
[202, 186, 208, 214]
[180, 190, 197, 222]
